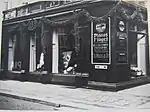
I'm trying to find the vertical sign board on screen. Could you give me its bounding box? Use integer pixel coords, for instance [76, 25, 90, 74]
[91, 18, 111, 69]
[116, 18, 128, 64]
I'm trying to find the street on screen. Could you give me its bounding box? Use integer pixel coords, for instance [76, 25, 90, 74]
[0, 95, 55, 110]
[1, 80, 150, 112]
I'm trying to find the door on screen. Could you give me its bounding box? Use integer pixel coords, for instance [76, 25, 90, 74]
[137, 34, 146, 75]
[8, 36, 15, 70]
[129, 31, 147, 75]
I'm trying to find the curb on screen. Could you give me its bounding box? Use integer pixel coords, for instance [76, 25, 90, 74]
[0, 92, 87, 110]
[0, 92, 60, 107]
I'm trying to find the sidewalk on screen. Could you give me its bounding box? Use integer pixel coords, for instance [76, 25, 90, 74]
[0, 80, 150, 111]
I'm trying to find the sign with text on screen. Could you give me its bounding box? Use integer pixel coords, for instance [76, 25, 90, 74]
[116, 18, 128, 64]
[95, 65, 108, 69]
[91, 18, 110, 64]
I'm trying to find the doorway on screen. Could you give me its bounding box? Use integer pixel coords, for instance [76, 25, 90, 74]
[128, 31, 147, 76]
[8, 35, 16, 71]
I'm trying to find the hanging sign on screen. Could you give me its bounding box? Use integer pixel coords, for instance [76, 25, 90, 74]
[91, 18, 111, 64]
[116, 18, 128, 64]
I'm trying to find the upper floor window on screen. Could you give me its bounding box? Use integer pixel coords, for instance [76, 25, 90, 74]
[30, 4, 41, 13]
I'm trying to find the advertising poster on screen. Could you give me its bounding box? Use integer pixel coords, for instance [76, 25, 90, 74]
[116, 18, 128, 64]
[91, 18, 110, 64]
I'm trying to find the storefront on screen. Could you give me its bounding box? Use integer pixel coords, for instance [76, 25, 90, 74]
[1, 1, 149, 83]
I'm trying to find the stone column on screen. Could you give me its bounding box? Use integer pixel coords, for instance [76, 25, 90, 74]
[41, 22, 53, 73]
[1, 25, 9, 73]
[73, 19, 80, 55]
[22, 30, 30, 72]
[145, 25, 150, 76]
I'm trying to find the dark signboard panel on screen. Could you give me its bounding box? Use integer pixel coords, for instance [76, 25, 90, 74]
[116, 18, 128, 64]
[91, 18, 110, 64]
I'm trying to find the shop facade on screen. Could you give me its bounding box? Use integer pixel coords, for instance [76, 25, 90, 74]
[1, 1, 149, 83]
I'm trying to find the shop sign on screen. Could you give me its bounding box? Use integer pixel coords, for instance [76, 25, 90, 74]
[118, 21, 125, 32]
[17, 8, 28, 17]
[91, 18, 111, 64]
[116, 18, 128, 64]
[5, 10, 16, 20]
[46, 1, 60, 8]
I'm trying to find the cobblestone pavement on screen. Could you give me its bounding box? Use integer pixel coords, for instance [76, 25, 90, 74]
[0, 80, 150, 111]
[43, 87, 150, 109]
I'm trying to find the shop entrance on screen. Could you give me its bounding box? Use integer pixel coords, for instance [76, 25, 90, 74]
[128, 31, 147, 76]
[8, 35, 16, 71]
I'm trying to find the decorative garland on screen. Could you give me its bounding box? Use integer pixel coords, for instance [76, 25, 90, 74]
[41, 15, 77, 26]
[117, 4, 147, 24]
[8, 19, 39, 32]
[27, 19, 38, 31]
[41, 9, 112, 25]
[73, 18, 80, 54]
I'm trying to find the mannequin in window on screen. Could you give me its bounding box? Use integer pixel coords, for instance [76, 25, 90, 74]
[63, 48, 77, 74]
[36, 48, 45, 72]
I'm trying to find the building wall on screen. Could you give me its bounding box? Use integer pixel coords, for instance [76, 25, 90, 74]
[0, 0, 149, 68]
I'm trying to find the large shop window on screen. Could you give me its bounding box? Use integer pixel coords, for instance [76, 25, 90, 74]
[11, 33, 24, 71]
[57, 27, 75, 73]
[58, 28, 67, 51]
[8, 32, 29, 72]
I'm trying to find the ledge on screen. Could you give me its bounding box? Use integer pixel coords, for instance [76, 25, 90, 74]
[88, 76, 150, 91]
[51, 73, 89, 87]
[3, 71, 89, 87]
[2, 71, 150, 91]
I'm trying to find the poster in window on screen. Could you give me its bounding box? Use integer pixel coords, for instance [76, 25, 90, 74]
[91, 18, 110, 64]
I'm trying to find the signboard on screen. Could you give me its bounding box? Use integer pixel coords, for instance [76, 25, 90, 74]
[17, 8, 28, 17]
[91, 18, 111, 64]
[46, 1, 60, 8]
[116, 18, 128, 64]
[5, 10, 16, 20]
[95, 65, 108, 69]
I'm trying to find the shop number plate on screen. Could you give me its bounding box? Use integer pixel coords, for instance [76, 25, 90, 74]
[95, 65, 108, 69]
